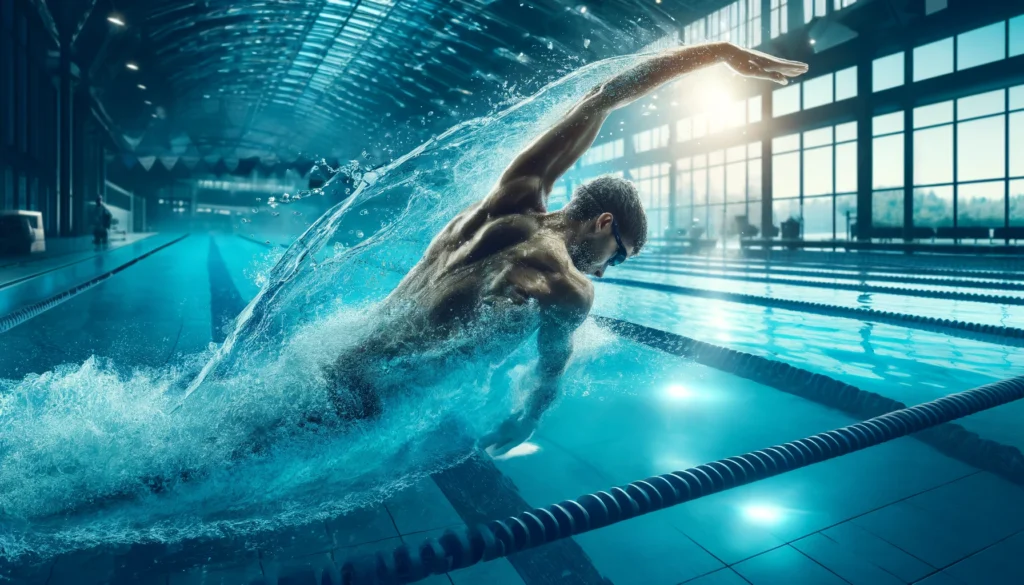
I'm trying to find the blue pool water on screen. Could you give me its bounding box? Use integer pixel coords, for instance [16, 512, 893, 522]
[2, 55, 1024, 585]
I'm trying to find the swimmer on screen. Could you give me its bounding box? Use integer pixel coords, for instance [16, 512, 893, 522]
[325, 42, 807, 455]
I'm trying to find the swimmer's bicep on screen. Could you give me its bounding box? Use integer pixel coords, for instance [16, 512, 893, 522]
[498, 93, 609, 197]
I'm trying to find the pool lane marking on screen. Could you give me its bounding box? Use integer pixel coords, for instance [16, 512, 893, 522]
[600, 277, 1024, 348]
[0, 235, 190, 335]
[206, 237, 248, 343]
[595, 315, 1024, 487]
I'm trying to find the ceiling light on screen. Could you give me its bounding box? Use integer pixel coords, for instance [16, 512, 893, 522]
[137, 84, 147, 90]
[126, 62, 139, 71]
[107, 15, 126, 26]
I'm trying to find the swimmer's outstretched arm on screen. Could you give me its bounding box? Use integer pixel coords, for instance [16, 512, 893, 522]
[490, 42, 806, 212]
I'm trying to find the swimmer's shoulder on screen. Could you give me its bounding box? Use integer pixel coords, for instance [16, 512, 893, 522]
[524, 243, 594, 316]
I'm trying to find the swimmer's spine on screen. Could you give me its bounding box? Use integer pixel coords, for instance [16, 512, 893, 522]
[339, 375, 1024, 585]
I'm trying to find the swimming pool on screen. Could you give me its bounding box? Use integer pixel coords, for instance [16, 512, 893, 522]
[2, 234, 1023, 585]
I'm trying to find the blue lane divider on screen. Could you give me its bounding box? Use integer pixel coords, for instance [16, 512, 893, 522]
[628, 258, 1024, 292]
[338, 375, 1024, 585]
[617, 264, 1024, 305]
[600, 277, 1024, 347]
[0, 235, 189, 334]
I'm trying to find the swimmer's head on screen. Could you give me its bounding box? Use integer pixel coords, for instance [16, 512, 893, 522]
[562, 175, 647, 278]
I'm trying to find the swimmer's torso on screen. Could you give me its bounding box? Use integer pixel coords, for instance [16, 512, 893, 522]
[333, 177, 593, 380]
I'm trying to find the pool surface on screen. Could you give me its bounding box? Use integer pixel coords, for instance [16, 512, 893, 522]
[1, 237, 1023, 585]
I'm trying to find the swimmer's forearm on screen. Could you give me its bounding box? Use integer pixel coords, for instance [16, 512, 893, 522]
[525, 377, 559, 421]
[589, 41, 736, 113]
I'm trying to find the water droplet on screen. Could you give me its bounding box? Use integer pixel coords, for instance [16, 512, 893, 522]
[293, 211, 302, 216]
[583, 38, 591, 48]
[241, 218, 251, 223]
[207, 342, 217, 351]
[251, 208, 258, 213]
[355, 231, 364, 238]
[359, 209, 369, 216]
[255, 197, 261, 202]
[271, 211, 280, 217]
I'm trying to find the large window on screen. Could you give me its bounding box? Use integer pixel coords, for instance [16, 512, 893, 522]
[630, 163, 671, 239]
[913, 85, 1024, 230]
[912, 15, 1023, 84]
[804, 0, 826, 23]
[770, 0, 788, 39]
[582, 139, 624, 166]
[678, 95, 761, 143]
[676, 143, 762, 241]
[872, 112, 904, 228]
[773, 67, 857, 118]
[684, 0, 761, 48]
[772, 124, 857, 239]
[632, 125, 669, 153]
[873, 52, 904, 92]
[957, 22, 1005, 71]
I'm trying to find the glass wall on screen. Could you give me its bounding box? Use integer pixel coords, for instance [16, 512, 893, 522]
[772, 124, 857, 239]
[683, 0, 762, 48]
[911, 85, 1024, 230]
[630, 163, 671, 239]
[632, 126, 670, 153]
[581, 139, 624, 166]
[677, 142, 762, 240]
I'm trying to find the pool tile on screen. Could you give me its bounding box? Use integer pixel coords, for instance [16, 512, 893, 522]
[449, 557, 525, 585]
[903, 473, 1024, 546]
[733, 545, 847, 585]
[167, 559, 263, 585]
[572, 513, 723, 585]
[47, 545, 131, 585]
[792, 533, 903, 585]
[325, 503, 399, 548]
[261, 551, 337, 585]
[384, 477, 462, 535]
[492, 437, 612, 506]
[683, 568, 751, 585]
[822, 521, 933, 583]
[853, 501, 1000, 568]
[943, 531, 1024, 585]
[912, 572, 964, 584]
[255, 520, 334, 560]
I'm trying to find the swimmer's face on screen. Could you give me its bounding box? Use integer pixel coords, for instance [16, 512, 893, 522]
[571, 212, 635, 278]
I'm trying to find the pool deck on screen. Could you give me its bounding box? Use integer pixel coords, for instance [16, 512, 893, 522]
[1, 234, 1023, 585]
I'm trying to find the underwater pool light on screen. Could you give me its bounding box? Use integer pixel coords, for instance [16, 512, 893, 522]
[107, 15, 126, 26]
[126, 62, 139, 71]
[742, 504, 785, 525]
[665, 384, 695, 400]
[137, 84, 147, 90]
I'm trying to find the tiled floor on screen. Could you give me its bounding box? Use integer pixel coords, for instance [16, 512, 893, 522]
[2, 236, 1024, 585]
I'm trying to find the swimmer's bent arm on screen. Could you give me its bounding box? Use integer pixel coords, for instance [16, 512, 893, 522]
[481, 305, 585, 457]
[489, 42, 807, 214]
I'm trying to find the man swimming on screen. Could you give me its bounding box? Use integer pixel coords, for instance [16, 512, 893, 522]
[325, 42, 807, 455]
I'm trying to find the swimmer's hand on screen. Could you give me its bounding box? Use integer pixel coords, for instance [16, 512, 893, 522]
[480, 412, 538, 457]
[722, 45, 808, 86]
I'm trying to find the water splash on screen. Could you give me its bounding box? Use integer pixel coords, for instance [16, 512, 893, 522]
[0, 53, 641, 562]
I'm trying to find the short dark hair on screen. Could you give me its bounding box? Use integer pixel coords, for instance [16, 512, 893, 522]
[564, 175, 647, 253]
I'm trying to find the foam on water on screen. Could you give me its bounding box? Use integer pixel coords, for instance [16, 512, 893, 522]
[0, 54, 643, 562]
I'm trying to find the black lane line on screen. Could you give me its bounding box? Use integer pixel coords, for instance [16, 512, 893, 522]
[594, 315, 1024, 487]
[433, 453, 614, 585]
[599, 277, 1024, 348]
[207, 237, 248, 343]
